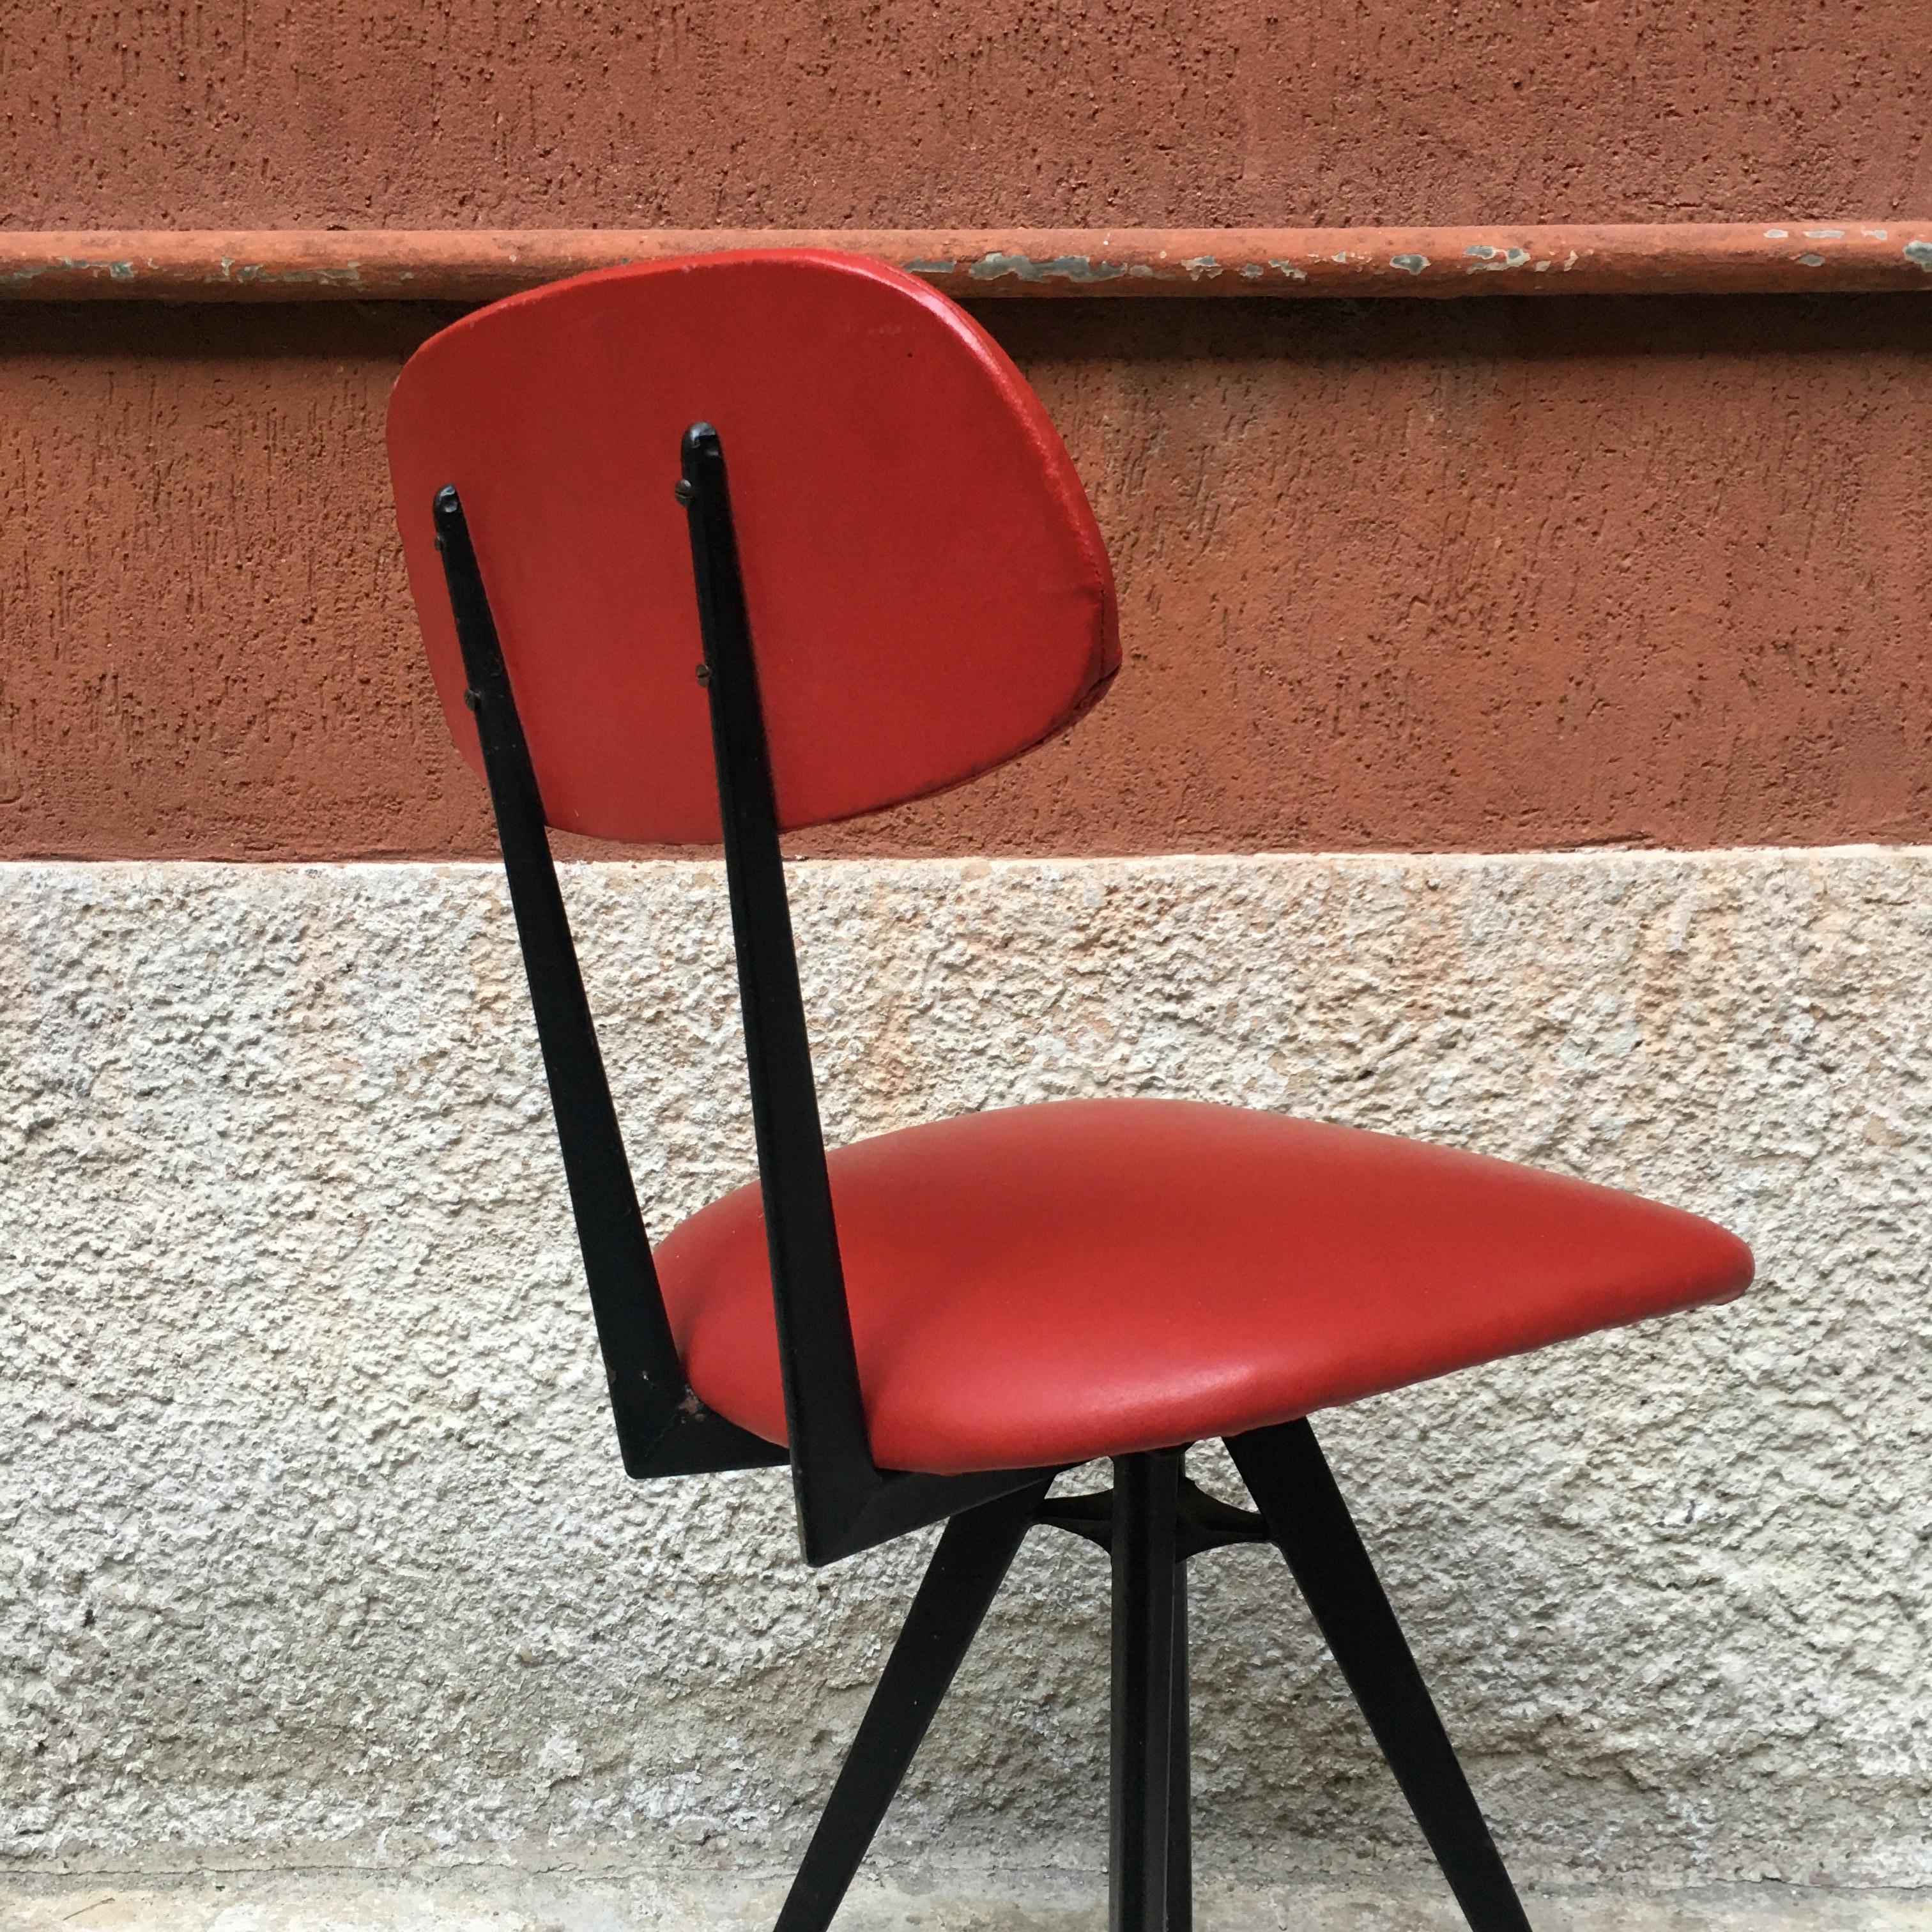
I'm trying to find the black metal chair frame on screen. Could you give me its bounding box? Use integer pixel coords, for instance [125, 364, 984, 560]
[426, 427, 1534, 1932]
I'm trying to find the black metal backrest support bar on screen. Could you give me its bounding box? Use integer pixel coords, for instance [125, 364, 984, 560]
[678, 425, 1058, 1563]
[430, 457, 1049, 1563]
[677, 428, 879, 1531]
[431, 485, 783, 1481]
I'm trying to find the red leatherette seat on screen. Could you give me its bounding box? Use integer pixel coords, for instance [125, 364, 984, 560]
[658, 1098, 1752, 1474]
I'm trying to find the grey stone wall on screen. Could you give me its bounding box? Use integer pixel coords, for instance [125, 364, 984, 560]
[2, 854, 1926, 1888]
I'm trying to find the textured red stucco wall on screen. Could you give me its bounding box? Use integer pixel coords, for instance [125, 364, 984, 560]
[6, 296, 1929, 859]
[9, 2, 1928, 228]
[3, 2, 1929, 858]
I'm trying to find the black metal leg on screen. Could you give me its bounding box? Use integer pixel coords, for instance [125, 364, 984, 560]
[774, 1478, 1050, 1932]
[1110, 1450, 1181, 1932]
[1226, 1420, 1533, 1932]
[1166, 1563, 1192, 1932]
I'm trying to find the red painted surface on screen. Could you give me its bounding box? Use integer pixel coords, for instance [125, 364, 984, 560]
[388, 254, 1117, 841]
[10, 225, 1932, 302]
[4, 0, 1931, 859]
[4, 296, 1931, 859]
[657, 1100, 1753, 1473]
[6, 3, 1927, 229]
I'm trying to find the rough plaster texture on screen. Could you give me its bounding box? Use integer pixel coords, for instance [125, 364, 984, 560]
[1, 852, 1928, 1900]
[5, 1872, 1932, 1932]
[6, 0, 1928, 228]
[6, 299, 1932, 861]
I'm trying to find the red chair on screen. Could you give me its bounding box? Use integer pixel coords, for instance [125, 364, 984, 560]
[387, 251, 1751, 1932]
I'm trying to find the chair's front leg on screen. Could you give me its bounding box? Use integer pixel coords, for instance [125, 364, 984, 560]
[774, 1476, 1052, 1932]
[1166, 1561, 1192, 1932]
[1110, 1450, 1182, 1932]
[1227, 1420, 1532, 1932]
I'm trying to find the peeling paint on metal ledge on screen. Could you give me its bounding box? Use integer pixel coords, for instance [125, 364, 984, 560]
[1465, 243, 1533, 270]
[223, 257, 366, 287]
[965, 250, 1131, 285]
[0, 253, 147, 288]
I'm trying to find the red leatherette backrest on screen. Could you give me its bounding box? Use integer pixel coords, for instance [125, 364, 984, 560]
[387, 251, 1119, 842]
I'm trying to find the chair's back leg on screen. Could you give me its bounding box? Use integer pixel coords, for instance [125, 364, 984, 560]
[1111, 1450, 1183, 1932]
[1226, 1420, 1533, 1932]
[774, 1478, 1052, 1932]
[1166, 1561, 1192, 1932]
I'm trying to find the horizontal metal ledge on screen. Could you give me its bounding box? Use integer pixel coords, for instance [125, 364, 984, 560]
[4, 225, 1931, 303]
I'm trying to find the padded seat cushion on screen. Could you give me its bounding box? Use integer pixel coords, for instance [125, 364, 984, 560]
[656, 1099, 1752, 1475]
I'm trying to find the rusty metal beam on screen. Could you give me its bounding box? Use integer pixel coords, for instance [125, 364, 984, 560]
[3, 226, 1931, 303]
